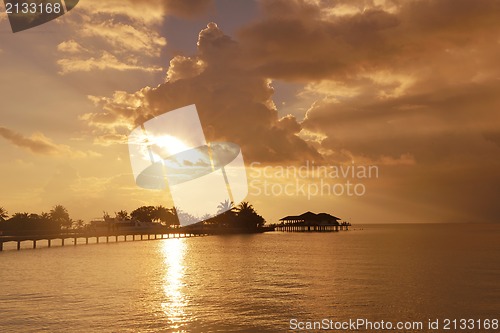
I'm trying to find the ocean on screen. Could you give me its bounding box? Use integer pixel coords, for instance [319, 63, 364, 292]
[0, 224, 499, 332]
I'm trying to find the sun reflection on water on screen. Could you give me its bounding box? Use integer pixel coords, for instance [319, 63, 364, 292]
[160, 238, 189, 332]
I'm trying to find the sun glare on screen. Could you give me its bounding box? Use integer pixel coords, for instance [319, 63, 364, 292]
[161, 239, 188, 328]
[152, 135, 190, 157]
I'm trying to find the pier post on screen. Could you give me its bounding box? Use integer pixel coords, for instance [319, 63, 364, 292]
[115, 235, 118, 242]
[17, 241, 21, 250]
[133, 235, 135, 241]
[0, 241, 3, 251]
[86, 238, 89, 244]
[33, 240, 36, 249]
[62, 238, 65, 246]
[48, 239, 51, 247]
[141, 234, 143, 240]
[124, 235, 127, 242]
[74, 238, 77, 245]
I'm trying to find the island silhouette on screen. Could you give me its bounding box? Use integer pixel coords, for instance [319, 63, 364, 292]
[0, 204, 350, 251]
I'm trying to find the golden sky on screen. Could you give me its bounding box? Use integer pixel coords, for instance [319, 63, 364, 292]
[1, 0, 499, 223]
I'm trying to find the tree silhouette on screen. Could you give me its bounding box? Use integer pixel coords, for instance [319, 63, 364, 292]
[211, 200, 237, 227]
[0, 207, 8, 220]
[235, 202, 255, 215]
[201, 213, 213, 221]
[2, 211, 60, 235]
[154, 205, 178, 227]
[131, 206, 156, 223]
[217, 200, 234, 214]
[74, 219, 85, 229]
[50, 205, 72, 229]
[235, 202, 265, 230]
[115, 210, 129, 221]
[10, 212, 30, 222]
[40, 212, 51, 222]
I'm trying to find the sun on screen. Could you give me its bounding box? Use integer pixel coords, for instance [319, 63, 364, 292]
[151, 135, 189, 157]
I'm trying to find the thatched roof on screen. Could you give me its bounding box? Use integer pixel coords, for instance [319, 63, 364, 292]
[280, 211, 341, 221]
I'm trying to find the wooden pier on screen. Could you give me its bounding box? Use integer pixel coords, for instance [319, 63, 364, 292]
[0, 228, 209, 252]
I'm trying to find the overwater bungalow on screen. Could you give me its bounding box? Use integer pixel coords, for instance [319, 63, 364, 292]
[276, 211, 350, 232]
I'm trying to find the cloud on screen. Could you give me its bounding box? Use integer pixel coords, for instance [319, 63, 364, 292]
[0, 127, 60, 154]
[79, 1, 500, 222]
[232, 0, 500, 222]
[56, 0, 169, 74]
[85, 23, 321, 163]
[55, 0, 214, 75]
[79, 20, 166, 56]
[57, 40, 87, 54]
[57, 52, 164, 74]
[0, 126, 101, 158]
[237, 0, 500, 81]
[160, 0, 214, 18]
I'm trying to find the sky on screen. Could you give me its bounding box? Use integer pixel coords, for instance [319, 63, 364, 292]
[0, 0, 499, 224]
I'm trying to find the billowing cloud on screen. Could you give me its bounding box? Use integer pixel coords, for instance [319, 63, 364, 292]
[86, 23, 321, 162]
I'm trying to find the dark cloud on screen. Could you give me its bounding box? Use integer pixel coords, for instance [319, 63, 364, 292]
[303, 79, 500, 159]
[237, 0, 500, 81]
[483, 131, 500, 149]
[233, 0, 500, 222]
[162, 0, 214, 18]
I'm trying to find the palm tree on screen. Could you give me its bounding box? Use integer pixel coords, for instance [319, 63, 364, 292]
[0, 207, 8, 220]
[50, 205, 72, 229]
[201, 213, 213, 221]
[235, 202, 255, 216]
[115, 210, 129, 221]
[154, 205, 178, 226]
[10, 212, 30, 222]
[217, 200, 234, 214]
[213, 200, 237, 227]
[40, 212, 51, 222]
[74, 219, 85, 230]
[235, 202, 265, 230]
